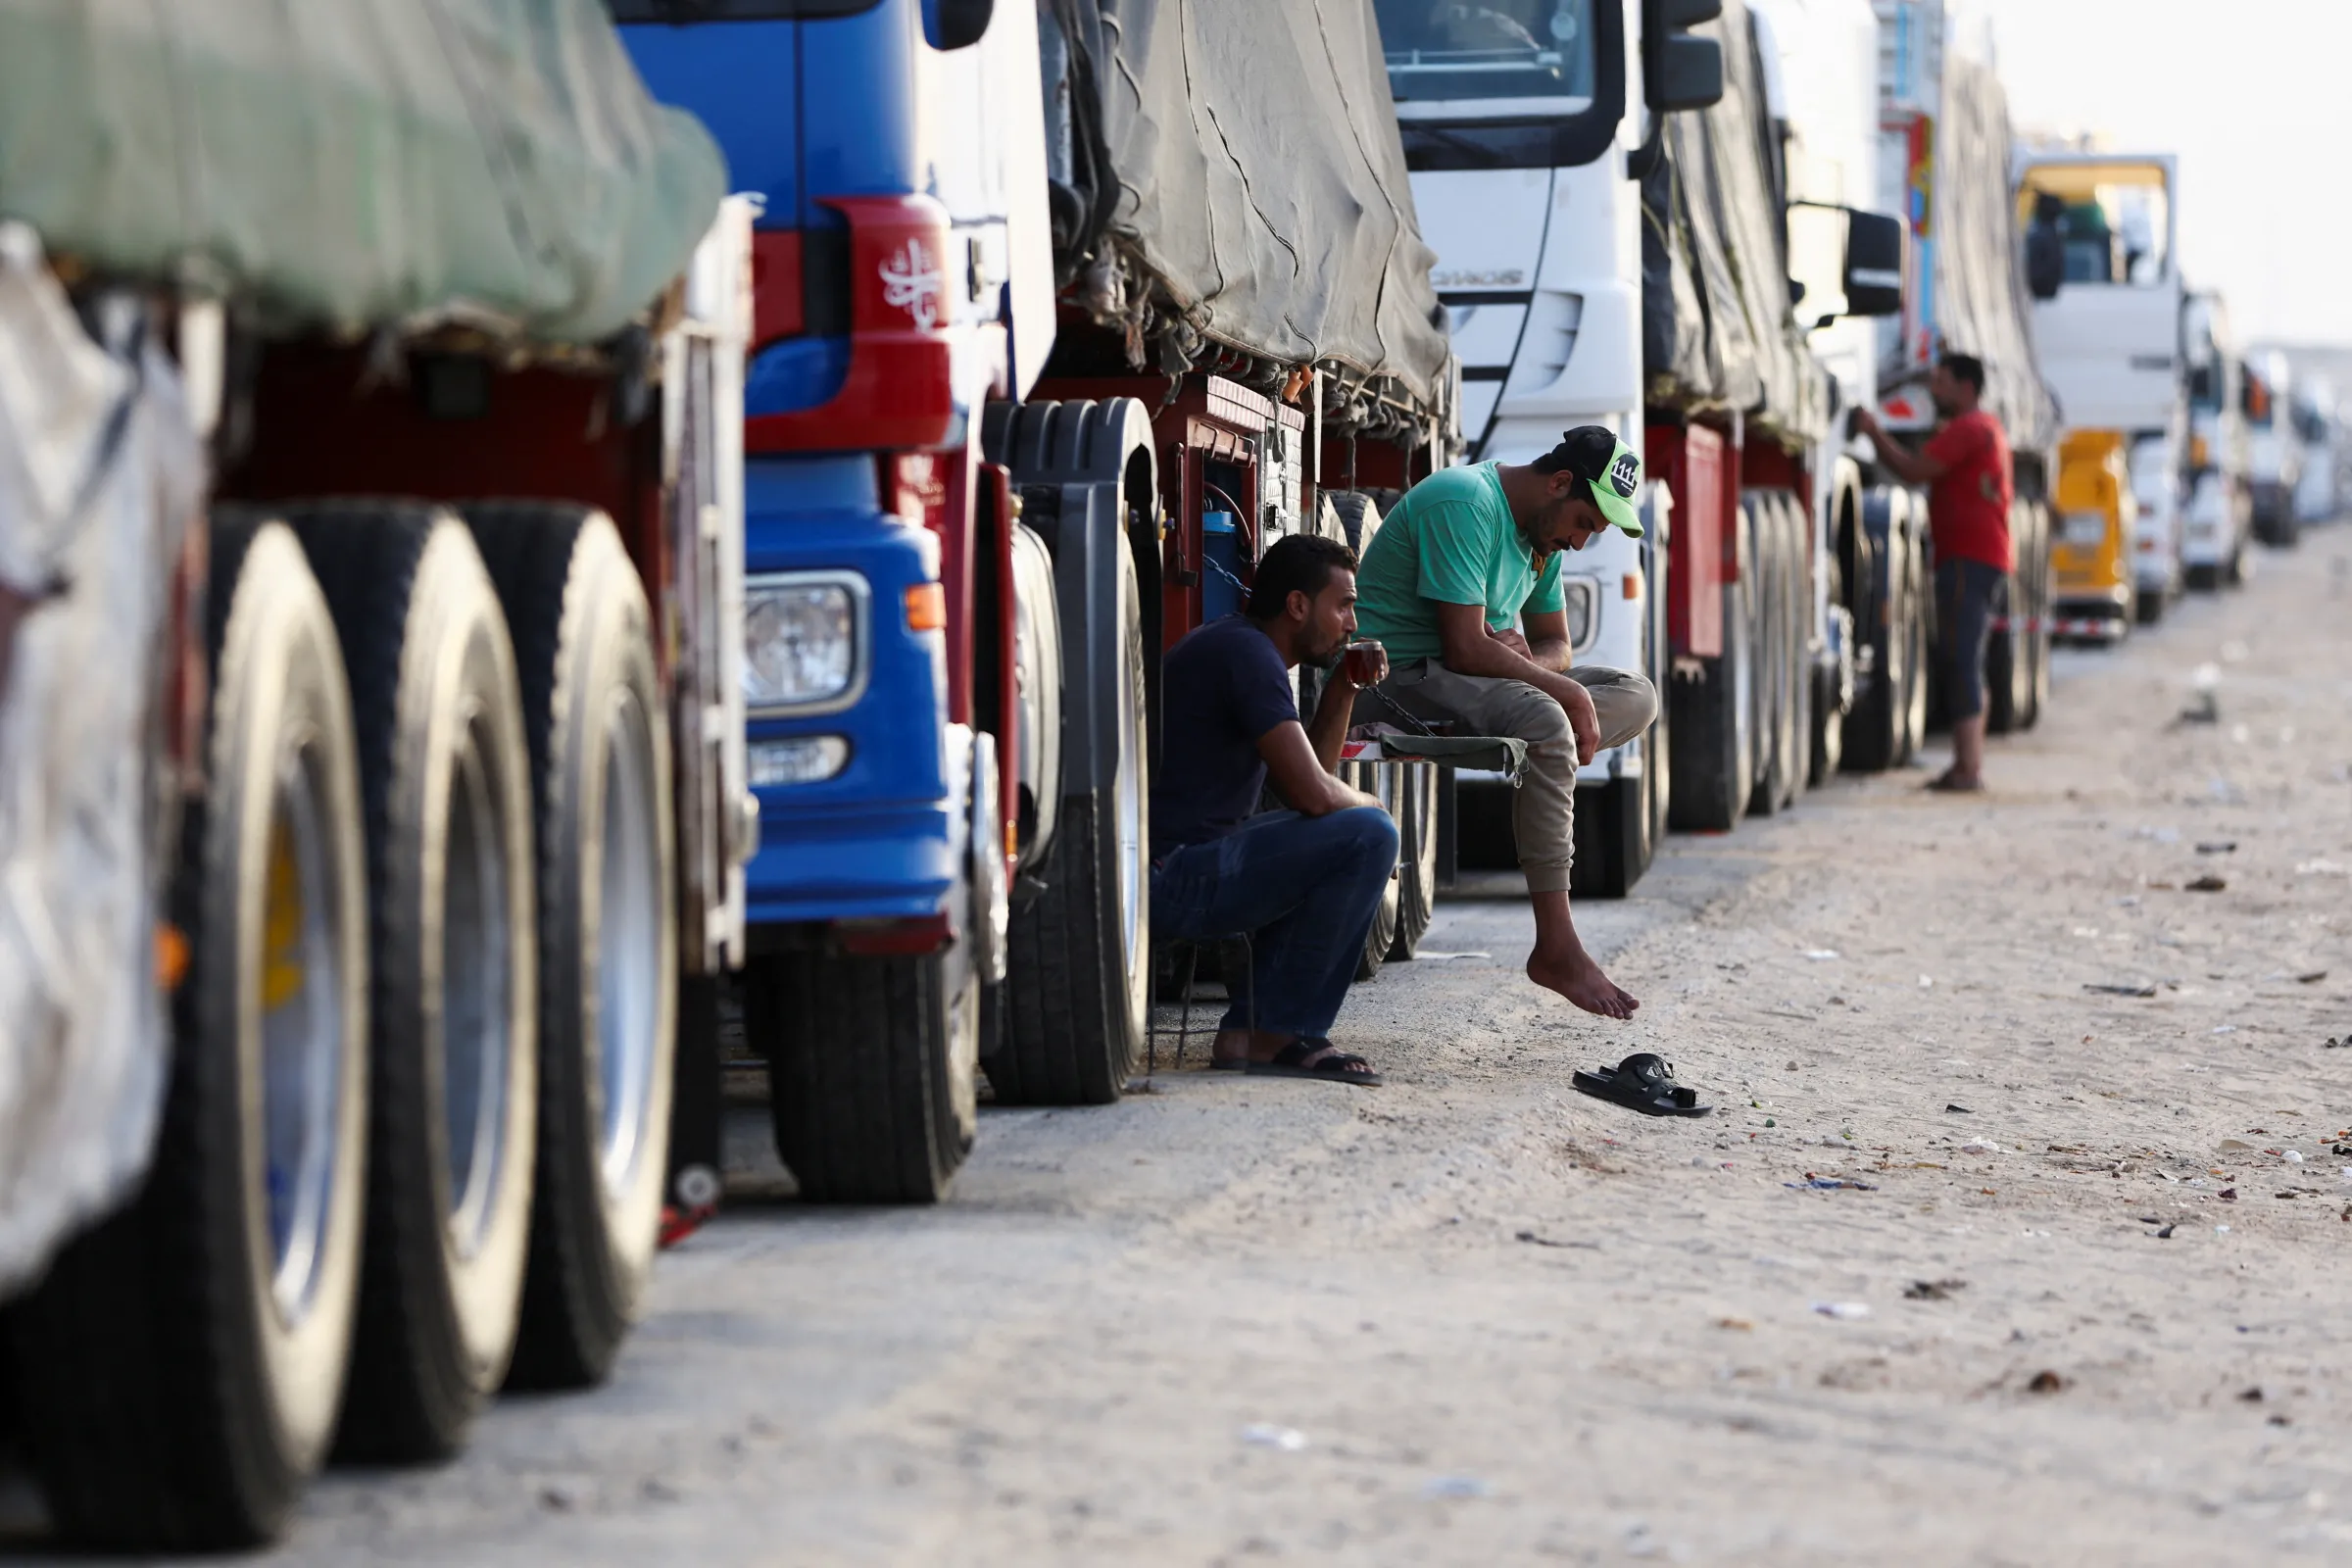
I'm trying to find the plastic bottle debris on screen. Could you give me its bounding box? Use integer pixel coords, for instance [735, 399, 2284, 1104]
[2295, 859, 2348, 877]
[1960, 1138, 2002, 1154]
[1803, 949, 1840, 960]
[1919, 975, 1935, 989]
[1811, 1301, 1870, 1320]
[2284, 1151, 2304, 1163]
[1240, 1424, 1307, 1451]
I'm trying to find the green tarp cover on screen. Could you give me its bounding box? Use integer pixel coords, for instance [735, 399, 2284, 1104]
[0, 0, 727, 345]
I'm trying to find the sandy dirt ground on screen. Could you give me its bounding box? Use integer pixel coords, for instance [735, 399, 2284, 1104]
[7, 527, 2351, 1565]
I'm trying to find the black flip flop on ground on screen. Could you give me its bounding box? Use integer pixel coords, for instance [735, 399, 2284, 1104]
[1571, 1053, 1711, 1117]
[1246, 1038, 1383, 1088]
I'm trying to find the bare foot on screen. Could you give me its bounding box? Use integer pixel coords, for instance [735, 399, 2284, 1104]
[1526, 950, 1641, 1019]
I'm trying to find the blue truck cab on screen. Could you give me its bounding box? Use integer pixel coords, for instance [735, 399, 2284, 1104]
[616, 0, 1082, 1204]
[616, 0, 1053, 932]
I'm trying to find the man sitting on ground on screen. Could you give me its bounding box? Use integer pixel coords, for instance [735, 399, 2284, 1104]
[1151, 533, 1399, 1087]
[1351, 426, 1659, 1019]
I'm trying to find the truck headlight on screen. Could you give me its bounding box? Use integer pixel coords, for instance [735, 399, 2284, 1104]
[1564, 576, 1597, 653]
[744, 572, 867, 714]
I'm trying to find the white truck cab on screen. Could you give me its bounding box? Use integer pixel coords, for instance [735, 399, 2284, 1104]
[2014, 150, 2187, 624]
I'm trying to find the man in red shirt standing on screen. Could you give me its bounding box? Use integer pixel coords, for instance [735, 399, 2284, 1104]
[1854, 353, 2014, 792]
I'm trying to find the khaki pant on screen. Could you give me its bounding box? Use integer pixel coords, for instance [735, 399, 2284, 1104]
[1358, 662, 1658, 895]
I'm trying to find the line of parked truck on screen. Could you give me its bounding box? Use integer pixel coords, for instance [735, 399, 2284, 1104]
[0, 0, 2322, 1551]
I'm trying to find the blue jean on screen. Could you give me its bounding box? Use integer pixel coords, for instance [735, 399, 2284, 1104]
[1151, 807, 1399, 1038]
[1936, 558, 2007, 720]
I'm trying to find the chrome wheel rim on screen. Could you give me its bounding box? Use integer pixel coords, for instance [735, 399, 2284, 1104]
[261, 739, 349, 1326]
[1115, 604, 1147, 998]
[441, 718, 513, 1260]
[597, 692, 662, 1200]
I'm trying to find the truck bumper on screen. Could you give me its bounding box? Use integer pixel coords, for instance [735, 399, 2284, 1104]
[740, 458, 957, 929]
[2051, 585, 2132, 642]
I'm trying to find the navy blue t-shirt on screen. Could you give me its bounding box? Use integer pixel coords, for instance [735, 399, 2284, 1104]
[1151, 615, 1298, 858]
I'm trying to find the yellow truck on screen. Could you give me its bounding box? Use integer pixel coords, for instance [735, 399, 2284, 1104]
[2050, 428, 2137, 641]
[2015, 150, 2182, 643]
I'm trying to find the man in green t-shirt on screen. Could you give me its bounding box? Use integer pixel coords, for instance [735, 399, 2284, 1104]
[1351, 426, 1658, 1020]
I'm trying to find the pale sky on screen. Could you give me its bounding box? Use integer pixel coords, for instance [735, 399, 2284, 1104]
[1975, 0, 2352, 347]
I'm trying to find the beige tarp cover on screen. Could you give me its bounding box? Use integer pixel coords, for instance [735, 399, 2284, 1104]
[1051, 0, 1452, 416]
[0, 0, 726, 343]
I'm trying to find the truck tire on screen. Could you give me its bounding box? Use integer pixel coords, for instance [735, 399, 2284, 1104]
[1984, 572, 2024, 735]
[1844, 513, 1918, 773]
[1326, 490, 1385, 555]
[1810, 551, 1849, 786]
[289, 504, 539, 1463]
[1352, 762, 1403, 980]
[1896, 539, 1930, 764]
[1453, 775, 1517, 868]
[1749, 495, 1803, 816]
[1572, 773, 1649, 898]
[1387, 762, 1440, 957]
[4, 518, 369, 1550]
[750, 945, 976, 1203]
[1777, 494, 1812, 810]
[2021, 504, 2052, 730]
[463, 505, 674, 1390]
[1667, 508, 1753, 832]
[991, 531, 1151, 1103]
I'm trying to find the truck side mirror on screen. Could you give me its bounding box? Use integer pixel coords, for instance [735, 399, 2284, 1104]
[1840, 209, 1904, 318]
[1644, 0, 1724, 113]
[924, 0, 993, 51]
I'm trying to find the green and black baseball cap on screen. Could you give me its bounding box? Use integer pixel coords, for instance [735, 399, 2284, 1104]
[1544, 425, 1644, 537]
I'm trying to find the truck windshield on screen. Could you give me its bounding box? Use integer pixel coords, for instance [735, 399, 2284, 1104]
[1375, 0, 1597, 107]
[603, 1, 881, 19]
[2016, 162, 2172, 287]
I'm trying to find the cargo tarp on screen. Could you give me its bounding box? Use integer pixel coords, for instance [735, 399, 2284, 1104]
[1642, 0, 1829, 445]
[0, 228, 193, 1295]
[1921, 45, 2058, 452]
[1045, 0, 1451, 421]
[0, 0, 727, 345]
